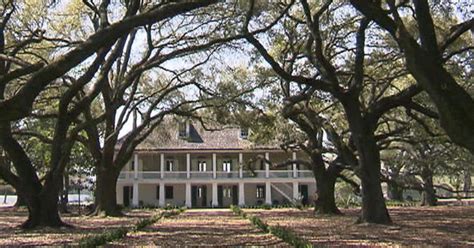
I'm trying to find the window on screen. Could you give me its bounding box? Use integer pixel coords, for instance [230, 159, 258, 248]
[256, 185, 265, 199]
[178, 122, 187, 138]
[240, 128, 249, 139]
[198, 187, 203, 198]
[131, 160, 135, 171]
[166, 160, 174, 171]
[223, 160, 232, 172]
[198, 161, 207, 172]
[156, 186, 160, 199]
[165, 186, 173, 199]
[223, 187, 232, 198]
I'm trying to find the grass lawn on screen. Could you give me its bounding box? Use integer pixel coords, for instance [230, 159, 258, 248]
[0, 206, 473, 246]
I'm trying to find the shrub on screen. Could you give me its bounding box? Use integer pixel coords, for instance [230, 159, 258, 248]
[79, 227, 128, 248]
[269, 225, 311, 248]
[261, 203, 272, 210]
[230, 205, 311, 247]
[79, 208, 185, 247]
[249, 216, 269, 232]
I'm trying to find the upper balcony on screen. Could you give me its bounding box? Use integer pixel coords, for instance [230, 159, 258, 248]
[119, 170, 313, 180]
[119, 151, 313, 181]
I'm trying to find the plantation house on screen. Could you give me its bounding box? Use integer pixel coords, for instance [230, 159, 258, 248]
[117, 120, 316, 208]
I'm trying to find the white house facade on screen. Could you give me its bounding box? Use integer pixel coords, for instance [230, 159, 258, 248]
[116, 120, 316, 208]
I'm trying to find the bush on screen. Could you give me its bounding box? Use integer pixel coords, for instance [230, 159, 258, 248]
[269, 225, 311, 248]
[79, 227, 128, 248]
[230, 205, 311, 247]
[385, 200, 417, 207]
[79, 208, 185, 247]
[249, 216, 269, 232]
[262, 203, 272, 210]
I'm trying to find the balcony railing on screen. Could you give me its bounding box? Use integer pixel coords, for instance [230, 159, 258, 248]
[119, 171, 134, 179]
[242, 170, 266, 178]
[118, 170, 314, 180]
[141, 171, 161, 179]
[296, 170, 313, 178]
[190, 171, 213, 178]
[163, 171, 188, 179]
[269, 170, 295, 178]
[216, 171, 240, 178]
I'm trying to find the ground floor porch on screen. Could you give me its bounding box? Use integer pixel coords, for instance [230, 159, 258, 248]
[117, 181, 316, 208]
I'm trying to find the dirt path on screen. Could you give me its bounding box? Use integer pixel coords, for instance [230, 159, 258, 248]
[114, 209, 287, 247]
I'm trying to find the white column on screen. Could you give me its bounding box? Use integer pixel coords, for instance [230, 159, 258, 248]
[212, 182, 218, 207]
[238, 182, 245, 206]
[186, 153, 191, 179]
[265, 181, 272, 205]
[132, 182, 139, 207]
[265, 152, 270, 178]
[239, 153, 243, 178]
[292, 181, 299, 201]
[292, 152, 297, 178]
[212, 153, 217, 179]
[160, 153, 165, 179]
[185, 183, 192, 208]
[134, 153, 139, 179]
[159, 182, 165, 207]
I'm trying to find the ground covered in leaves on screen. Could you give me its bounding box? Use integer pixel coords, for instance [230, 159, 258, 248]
[113, 209, 285, 246]
[0, 206, 473, 246]
[248, 206, 474, 247]
[0, 207, 156, 246]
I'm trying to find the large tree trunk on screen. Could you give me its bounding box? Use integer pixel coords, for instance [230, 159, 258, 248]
[421, 167, 437, 206]
[313, 170, 341, 215]
[14, 193, 27, 207]
[0, 124, 66, 228]
[311, 153, 341, 215]
[91, 168, 122, 216]
[349, 1, 474, 155]
[343, 100, 391, 224]
[464, 169, 471, 198]
[357, 137, 391, 224]
[19, 183, 65, 229]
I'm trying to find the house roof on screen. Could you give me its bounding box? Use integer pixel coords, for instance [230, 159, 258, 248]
[122, 120, 281, 152]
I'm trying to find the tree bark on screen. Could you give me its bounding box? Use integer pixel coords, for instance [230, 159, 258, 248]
[349, 1, 474, 154]
[464, 169, 471, 198]
[312, 154, 342, 215]
[91, 167, 122, 216]
[343, 99, 391, 224]
[14, 193, 26, 207]
[421, 167, 437, 206]
[19, 184, 66, 229]
[313, 169, 341, 215]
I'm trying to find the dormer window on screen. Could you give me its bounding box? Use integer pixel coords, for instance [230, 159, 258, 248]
[240, 127, 249, 139]
[178, 121, 188, 138]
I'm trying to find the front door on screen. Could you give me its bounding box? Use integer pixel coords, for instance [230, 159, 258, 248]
[232, 185, 238, 205]
[123, 186, 130, 207]
[299, 184, 309, 205]
[192, 186, 198, 207]
[202, 185, 207, 207]
[217, 185, 223, 207]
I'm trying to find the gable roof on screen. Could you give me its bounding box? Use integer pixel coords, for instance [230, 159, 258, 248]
[123, 120, 280, 152]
